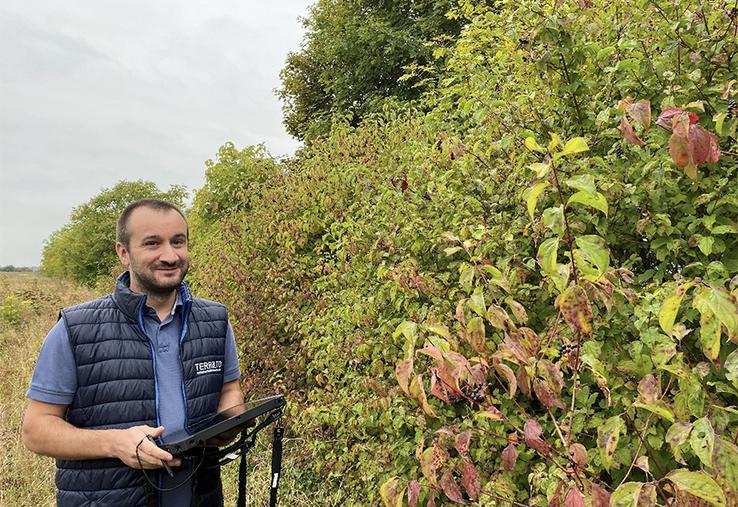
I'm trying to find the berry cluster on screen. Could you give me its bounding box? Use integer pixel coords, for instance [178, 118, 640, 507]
[555, 343, 578, 362]
[727, 99, 737, 119]
[463, 383, 487, 403]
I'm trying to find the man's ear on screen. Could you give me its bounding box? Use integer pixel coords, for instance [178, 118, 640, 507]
[115, 242, 130, 267]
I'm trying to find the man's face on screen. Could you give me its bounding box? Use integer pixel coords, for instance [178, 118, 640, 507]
[115, 207, 190, 296]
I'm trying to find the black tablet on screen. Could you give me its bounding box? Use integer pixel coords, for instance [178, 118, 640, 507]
[160, 394, 285, 456]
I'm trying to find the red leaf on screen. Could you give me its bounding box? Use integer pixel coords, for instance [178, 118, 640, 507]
[657, 108, 698, 130]
[656, 108, 683, 129]
[455, 429, 472, 457]
[564, 487, 585, 507]
[533, 379, 559, 409]
[429, 370, 450, 403]
[494, 362, 518, 398]
[619, 115, 645, 145]
[517, 365, 531, 397]
[440, 469, 464, 503]
[461, 460, 480, 501]
[524, 419, 551, 456]
[501, 443, 518, 471]
[407, 480, 420, 507]
[688, 124, 720, 166]
[591, 483, 610, 507]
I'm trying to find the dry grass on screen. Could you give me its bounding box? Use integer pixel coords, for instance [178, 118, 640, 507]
[0, 273, 338, 506]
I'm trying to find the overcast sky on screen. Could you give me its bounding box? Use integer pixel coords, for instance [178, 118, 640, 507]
[0, 1, 312, 266]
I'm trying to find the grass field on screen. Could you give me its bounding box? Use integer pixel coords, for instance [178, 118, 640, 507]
[0, 273, 329, 506]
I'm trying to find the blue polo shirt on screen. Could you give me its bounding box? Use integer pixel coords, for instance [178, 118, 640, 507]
[27, 294, 241, 506]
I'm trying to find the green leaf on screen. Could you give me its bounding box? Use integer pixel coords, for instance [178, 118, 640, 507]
[666, 470, 726, 506]
[666, 422, 692, 464]
[598, 415, 624, 471]
[725, 350, 738, 390]
[689, 417, 715, 467]
[632, 400, 675, 422]
[567, 191, 608, 215]
[610, 482, 642, 507]
[468, 291, 486, 317]
[560, 137, 589, 157]
[713, 437, 738, 491]
[394, 321, 418, 359]
[459, 262, 475, 291]
[537, 238, 559, 274]
[564, 174, 596, 195]
[714, 112, 728, 136]
[542, 206, 564, 237]
[575, 235, 610, 276]
[699, 236, 715, 256]
[523, 182, 550, 219]
[426, 324, 451, 340]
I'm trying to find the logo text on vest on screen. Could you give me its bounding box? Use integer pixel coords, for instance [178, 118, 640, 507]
[195, 360, 223, 375]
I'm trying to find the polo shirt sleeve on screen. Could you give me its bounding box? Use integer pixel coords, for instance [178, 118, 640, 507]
[223, 320, 241, 383]
[27, 318, 78, 405]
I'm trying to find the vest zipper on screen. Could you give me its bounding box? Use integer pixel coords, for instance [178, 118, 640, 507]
[138, 298, 162, 429]
[179, 296, 191, 432]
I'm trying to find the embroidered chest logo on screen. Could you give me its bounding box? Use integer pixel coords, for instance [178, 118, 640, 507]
[194, 360, 223, 375]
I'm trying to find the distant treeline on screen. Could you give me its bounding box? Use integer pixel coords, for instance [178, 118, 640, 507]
[0, 265, 37, 272]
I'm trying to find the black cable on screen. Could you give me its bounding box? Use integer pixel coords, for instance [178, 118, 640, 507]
[135, 436, 206, 492]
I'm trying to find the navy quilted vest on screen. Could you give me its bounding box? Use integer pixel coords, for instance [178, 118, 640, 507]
[55, 273, 228, 507]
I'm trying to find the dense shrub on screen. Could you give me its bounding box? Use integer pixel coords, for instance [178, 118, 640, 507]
[191, 0, 738, 504]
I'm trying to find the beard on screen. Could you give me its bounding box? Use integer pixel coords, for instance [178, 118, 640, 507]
[130, 258, 189, 296]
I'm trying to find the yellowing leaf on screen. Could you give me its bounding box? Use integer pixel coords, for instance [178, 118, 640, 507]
[465, 316, 486, 353]
[567, 191, 608, 215]
[395, 358, 413, 395]
[560, 137, 589, 157]
[410, 374, 436, 417]
[610, 482, 643, 507]
[523, 181, 550, 219]
[380, 477, 400, 507]
[565, 174, 596, 195]
[659, 282, 695, 335]
[598, 415, 624, 471]
[525, 136, 544, 152]
[666, 470, 726, 507]
[530, 162, 551, 178]
[632, 400, 675, 422]
[558, 285, 593, 336]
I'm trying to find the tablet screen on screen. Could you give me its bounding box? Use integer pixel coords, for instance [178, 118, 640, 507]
[161, 395, 284, 448]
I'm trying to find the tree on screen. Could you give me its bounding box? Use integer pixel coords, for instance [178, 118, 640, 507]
[41, 180, 187, 287]
[277, 0, 464, 141]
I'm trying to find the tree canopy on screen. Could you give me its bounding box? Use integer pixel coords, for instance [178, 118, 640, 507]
[41, 180, 187, 287]
[277, 0, 464, 141]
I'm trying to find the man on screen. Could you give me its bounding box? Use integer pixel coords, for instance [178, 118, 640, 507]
[22, 199, 243, 506]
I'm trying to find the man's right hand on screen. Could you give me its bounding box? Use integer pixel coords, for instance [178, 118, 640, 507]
[112, 425, 182, 469]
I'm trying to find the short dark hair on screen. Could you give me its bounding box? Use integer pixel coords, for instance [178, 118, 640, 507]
[116, 199, 187, 248]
